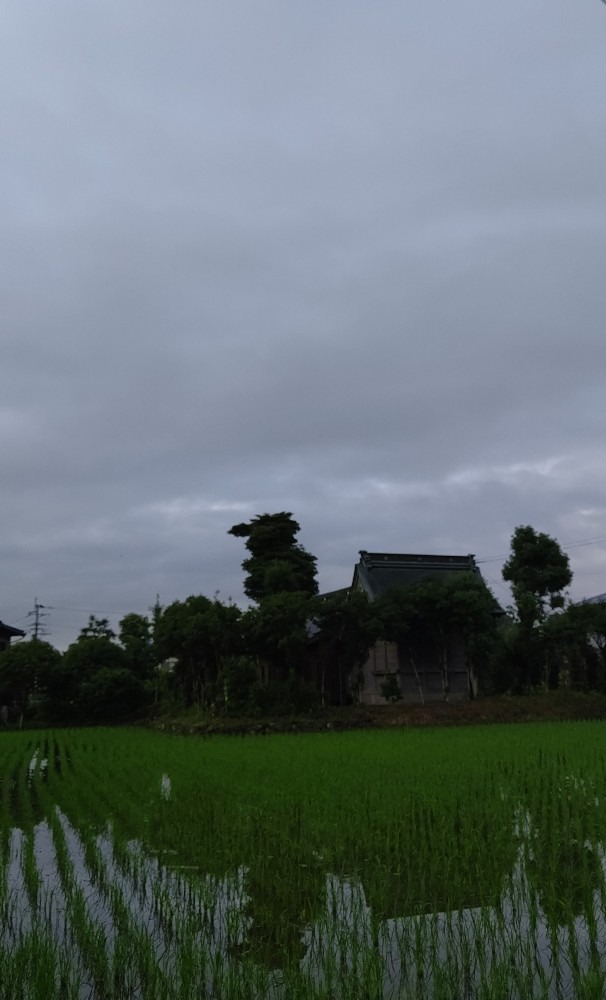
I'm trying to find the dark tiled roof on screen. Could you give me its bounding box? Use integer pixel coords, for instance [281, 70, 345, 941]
[0, 621, 26, 638]
[352, 551, 481, 598]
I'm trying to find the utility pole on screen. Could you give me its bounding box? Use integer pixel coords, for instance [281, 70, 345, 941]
[27, 598, 49, 641]
[149, 594, 162, 703]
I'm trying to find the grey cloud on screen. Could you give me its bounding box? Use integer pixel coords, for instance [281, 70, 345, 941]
[2, 0, 606, 644]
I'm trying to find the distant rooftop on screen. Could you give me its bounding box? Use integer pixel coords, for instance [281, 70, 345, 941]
[0, 621, 25, 638]
[353, 551, 480, 598]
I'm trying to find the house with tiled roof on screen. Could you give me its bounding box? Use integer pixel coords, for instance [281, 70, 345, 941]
[352, 551, 495, 706]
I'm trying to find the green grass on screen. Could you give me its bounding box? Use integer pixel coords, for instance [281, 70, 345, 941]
[0, 723, 606, 996]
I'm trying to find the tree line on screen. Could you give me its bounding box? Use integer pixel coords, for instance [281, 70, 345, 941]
[2, 515, 606, 724]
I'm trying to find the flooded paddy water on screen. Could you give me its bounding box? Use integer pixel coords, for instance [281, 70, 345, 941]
[1, 724, 606, 998]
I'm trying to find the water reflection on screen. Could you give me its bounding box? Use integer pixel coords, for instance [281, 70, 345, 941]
[2, 800, 606, 998]
[289, 800, 606, 999]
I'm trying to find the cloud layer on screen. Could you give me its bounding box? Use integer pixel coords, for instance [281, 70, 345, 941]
[2, 0, 606, 645]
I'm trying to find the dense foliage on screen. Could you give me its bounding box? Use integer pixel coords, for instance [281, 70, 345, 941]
[2, 516, 606, 724]
[496, 525, 602, 693]
[228, 512, 318, 601]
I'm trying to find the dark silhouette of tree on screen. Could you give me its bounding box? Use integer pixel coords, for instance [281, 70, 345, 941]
[119, 613, 155, 679]
[503, 526, 572, 619]
[502, 526, 572, 689]
[77, 615, 116, 641]
[228, 512, 318, 602]
[242, 591, 314, 683]
[313, 590, 378, 706]
[0, 639, 61, 721]
[154, 596, 242, 705]
[55, 631, 147, 722]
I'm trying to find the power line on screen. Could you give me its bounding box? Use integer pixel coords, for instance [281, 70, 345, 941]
[48, 606, 128, 616]
[477, 533, 606, 566]
[563, 535, 606, 551]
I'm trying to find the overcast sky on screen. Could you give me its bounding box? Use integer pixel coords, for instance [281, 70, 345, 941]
[2, 0, 606, 647]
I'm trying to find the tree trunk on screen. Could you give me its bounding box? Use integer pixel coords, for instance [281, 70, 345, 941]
[441, 644, 450, 702]
[320, 657, 326, 710]
[468, 658, 478, 700]
[408, 646, 425, 705]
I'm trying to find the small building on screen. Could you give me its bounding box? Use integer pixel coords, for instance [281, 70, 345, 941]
[157, 656, 178, 674]
[0, 620, 25, 653]
[352, 551, 490, 706]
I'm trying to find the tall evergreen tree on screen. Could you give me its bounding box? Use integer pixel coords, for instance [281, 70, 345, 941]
[228, 512, 318, 602]
[502, 525, 572, 622]
[502, 525, 572, 689]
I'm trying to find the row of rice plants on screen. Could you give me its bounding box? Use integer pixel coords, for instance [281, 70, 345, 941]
[134, 723, 606, 997]
[3, 723, 606, 996]
[0, 733, 77, 997]
[14, 730, 272, 997]
[44, 736, 179, 997]
[53, 725, 606, 996]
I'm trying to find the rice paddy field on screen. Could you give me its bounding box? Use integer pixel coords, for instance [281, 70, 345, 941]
[2, 723, 606, 999]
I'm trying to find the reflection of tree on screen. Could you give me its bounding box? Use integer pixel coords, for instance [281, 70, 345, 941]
[147, 790, 327, 976]
[349, 797, 517, 921]
[362, 850, 516, 921]
[526, 827, 601, 927]
[524, 775, 602, 930]
[536, 840, 600, 936]
[235, 843, 326, 971]
[145, 790, 326, 973]
[301, 875, 374, 992]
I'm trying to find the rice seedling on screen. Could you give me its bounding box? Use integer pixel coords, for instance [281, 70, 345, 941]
[2, 722, 606, 996]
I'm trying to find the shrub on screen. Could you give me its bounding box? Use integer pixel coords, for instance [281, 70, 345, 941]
[380, 674, 402, 703]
